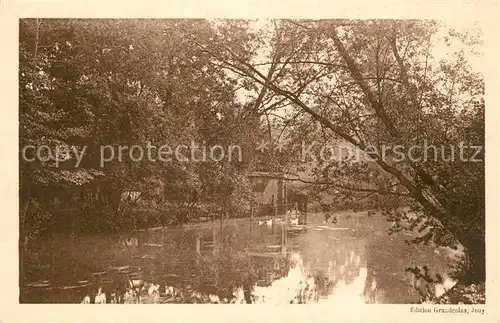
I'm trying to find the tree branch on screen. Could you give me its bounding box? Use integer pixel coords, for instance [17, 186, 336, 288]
[291, 177, 409, 197]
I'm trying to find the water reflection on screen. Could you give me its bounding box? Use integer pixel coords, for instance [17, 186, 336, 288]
[21, 213, 459, 304]
[251, 252, 368, 304]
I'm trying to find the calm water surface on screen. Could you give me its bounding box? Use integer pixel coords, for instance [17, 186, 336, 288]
[21, 212, 460, 304]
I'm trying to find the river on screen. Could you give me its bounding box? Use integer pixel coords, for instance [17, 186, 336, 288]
[20, 211, 462, 304]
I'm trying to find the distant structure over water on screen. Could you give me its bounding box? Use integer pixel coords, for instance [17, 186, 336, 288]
[246, 172, 308, 223]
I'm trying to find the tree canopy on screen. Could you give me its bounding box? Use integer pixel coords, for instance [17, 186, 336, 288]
[19, 19, 485, 283]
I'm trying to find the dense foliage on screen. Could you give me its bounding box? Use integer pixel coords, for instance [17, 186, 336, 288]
[19, 19, 485, 285]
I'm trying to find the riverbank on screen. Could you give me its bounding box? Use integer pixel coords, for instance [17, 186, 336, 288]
[435, 282, 486, 304]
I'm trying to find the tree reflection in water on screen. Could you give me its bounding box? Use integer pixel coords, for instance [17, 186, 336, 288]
[21, 214, 461, 304]
[362, 232, 459, 304]
[250, 226, 369, 304]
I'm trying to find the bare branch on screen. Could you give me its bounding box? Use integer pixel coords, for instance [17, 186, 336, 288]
[291, 177, 409, 197]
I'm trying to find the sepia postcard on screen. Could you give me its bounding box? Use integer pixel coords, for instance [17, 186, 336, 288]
[0, 0, 499, 322]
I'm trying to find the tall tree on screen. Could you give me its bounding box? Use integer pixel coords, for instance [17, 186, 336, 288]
[182, 19, 485, 282]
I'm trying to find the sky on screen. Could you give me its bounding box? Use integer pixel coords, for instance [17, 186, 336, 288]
[233, 19, 484, 106]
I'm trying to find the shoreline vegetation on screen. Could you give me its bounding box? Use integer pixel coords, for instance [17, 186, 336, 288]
[22, 208, 485, 305]
[436, 282, 485, 304]
[19, 19, 485, 305]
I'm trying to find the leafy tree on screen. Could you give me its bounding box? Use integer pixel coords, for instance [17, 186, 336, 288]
[19, 18, 485, 288]
[181, 19, 485, 283]
[19, 19, 257, 282]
